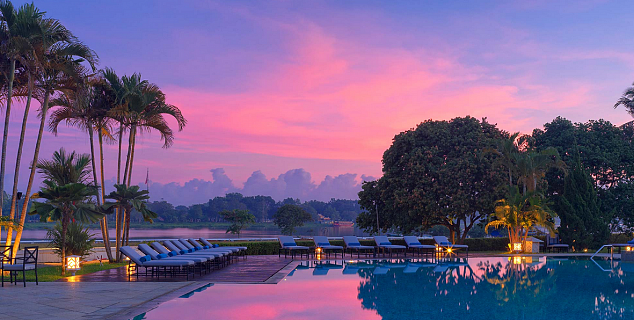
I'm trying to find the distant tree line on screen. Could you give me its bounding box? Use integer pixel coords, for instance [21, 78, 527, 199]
[128, 193, 362, 224]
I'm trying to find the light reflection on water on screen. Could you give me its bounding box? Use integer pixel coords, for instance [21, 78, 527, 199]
[138, 257, 634, 320]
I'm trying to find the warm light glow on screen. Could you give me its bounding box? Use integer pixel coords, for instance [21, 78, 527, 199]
[512, 256, 522, 265]
[627, 247, 632, 252]
[513, 242, 522, 252]
[435, 246, 442, 252]
[316, 247, 323, 254]
[583, 248, 588, 253]
[446, 248, 453, 254]
[66, 255, 80, 276]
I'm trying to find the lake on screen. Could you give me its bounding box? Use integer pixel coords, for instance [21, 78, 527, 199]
[1, 225, 367, 241]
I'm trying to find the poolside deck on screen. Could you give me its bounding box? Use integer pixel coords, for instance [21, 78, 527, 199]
[57, 255, 294, 283]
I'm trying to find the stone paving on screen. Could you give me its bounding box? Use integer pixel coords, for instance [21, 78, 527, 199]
[0, 255, 295, 319]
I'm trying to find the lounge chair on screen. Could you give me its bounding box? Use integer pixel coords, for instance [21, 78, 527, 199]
[434, 236, 469, 256]
[343, 236, 376, 258]
[151, 242, 225, 269]
[546, 234, 569, 253]
[176, 239, 236, 261]
[373, 235, 406, 257]
[403, 236, 436, 257]
[138, 244, 209, 275]
[190, 238, 248, 260]
[196, 238, 247, 252]
[278, 236, 309, 259]
[313, 236, 344, 258]
[165, 240, 233, 264]
[119, 246, 195, 280]
[160, 240, 231, 267]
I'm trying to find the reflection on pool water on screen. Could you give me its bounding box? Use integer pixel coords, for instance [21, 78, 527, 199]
[136, 256, 634, 320]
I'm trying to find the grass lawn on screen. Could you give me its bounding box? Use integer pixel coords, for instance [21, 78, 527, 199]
[2, 261, 128, 283]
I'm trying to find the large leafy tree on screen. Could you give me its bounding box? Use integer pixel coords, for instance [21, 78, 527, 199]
[273, 204, 312, 235]
[532, 117, 634, 231]
[358, 116, 506, 243]
[219, 209, 255, 237]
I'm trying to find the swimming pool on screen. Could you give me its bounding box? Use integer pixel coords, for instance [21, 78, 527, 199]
[135, 256, 634, 319]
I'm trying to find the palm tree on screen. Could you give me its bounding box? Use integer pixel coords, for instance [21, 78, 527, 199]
[614, 82, 634, 117]
[27, 148, 102, 274]
[48, 78, 115, 261]
[12, 33, 97, 256]
[488, 132, 521, 187]
[0, 1, 43, 238]
[8, 8, 80, 246]
[485, 186, 556, 252]
[28, 181, 102, 275]
[102, 70, 185, 259]
[514, 148, 566, 194]
[104, 184, 156, 248]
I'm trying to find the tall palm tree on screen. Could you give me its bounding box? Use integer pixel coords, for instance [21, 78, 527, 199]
[0, 1, 43, 234]
[8, 6, 77, 246]
[104, 184, 156, 247]
[102, 70, 185, 260]
[12, 33, 97, 256]
[489, 132, 521, 187]
[48, 78, 115, 261]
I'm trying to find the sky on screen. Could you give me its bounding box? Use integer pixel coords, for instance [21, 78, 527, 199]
[4, 0, 634, 204]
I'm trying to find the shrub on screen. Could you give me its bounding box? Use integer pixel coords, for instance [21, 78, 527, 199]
[47, 222, 96, 259]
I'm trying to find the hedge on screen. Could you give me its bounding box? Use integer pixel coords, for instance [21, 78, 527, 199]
[211, 237, 512, 255]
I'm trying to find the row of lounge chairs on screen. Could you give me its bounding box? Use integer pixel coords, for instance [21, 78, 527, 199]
[293, 259, 470, 276]
[120, 238, 247, 280]
[279, 235, 468, 258]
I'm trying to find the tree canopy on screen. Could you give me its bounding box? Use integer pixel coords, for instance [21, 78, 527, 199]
[358, 116, 506, 242]
[273, 204, 312, 235]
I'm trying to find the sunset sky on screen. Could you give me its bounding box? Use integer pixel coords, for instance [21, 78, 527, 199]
[5, 0, 633, 204]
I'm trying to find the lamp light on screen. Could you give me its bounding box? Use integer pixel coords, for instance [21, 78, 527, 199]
[315, 247, 322, 254]
[513, 242, 522, 253]
[66, 255, 81, 276]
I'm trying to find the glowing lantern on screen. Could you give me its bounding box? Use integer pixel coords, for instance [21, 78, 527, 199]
[513, 242, 522, 253]
[446, 248, 453, 254]
[583, 248, 588, 253]
[66, 255, 81, 276]
[627, 247, 632, 252]
[315, 247, 323, 254]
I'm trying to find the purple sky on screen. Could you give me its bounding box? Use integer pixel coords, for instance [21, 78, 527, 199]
[4, 0, 633, 204]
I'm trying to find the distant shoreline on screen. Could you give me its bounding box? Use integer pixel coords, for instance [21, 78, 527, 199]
[19, 221, 345, 231]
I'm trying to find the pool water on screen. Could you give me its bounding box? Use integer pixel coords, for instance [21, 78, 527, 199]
[136, 256, 634, 320]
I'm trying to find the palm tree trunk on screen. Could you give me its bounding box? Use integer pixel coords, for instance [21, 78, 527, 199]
[1, 59, 16, 245]
[13, 92, 51, 258]
[116, 123, 125, 261]
[7, 73, 32, 248]
[122, 125, 134, 187]
[88, 123, 113, 262]
[98, 130, 113, 262]
[61, 215, 68, 276]
[125, 207, 131, 246]
[127, 125, 137, 187]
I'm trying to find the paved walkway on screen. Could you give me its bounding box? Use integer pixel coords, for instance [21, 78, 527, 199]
[0, 281, 198, 319]
[57, 255, 293, 283]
